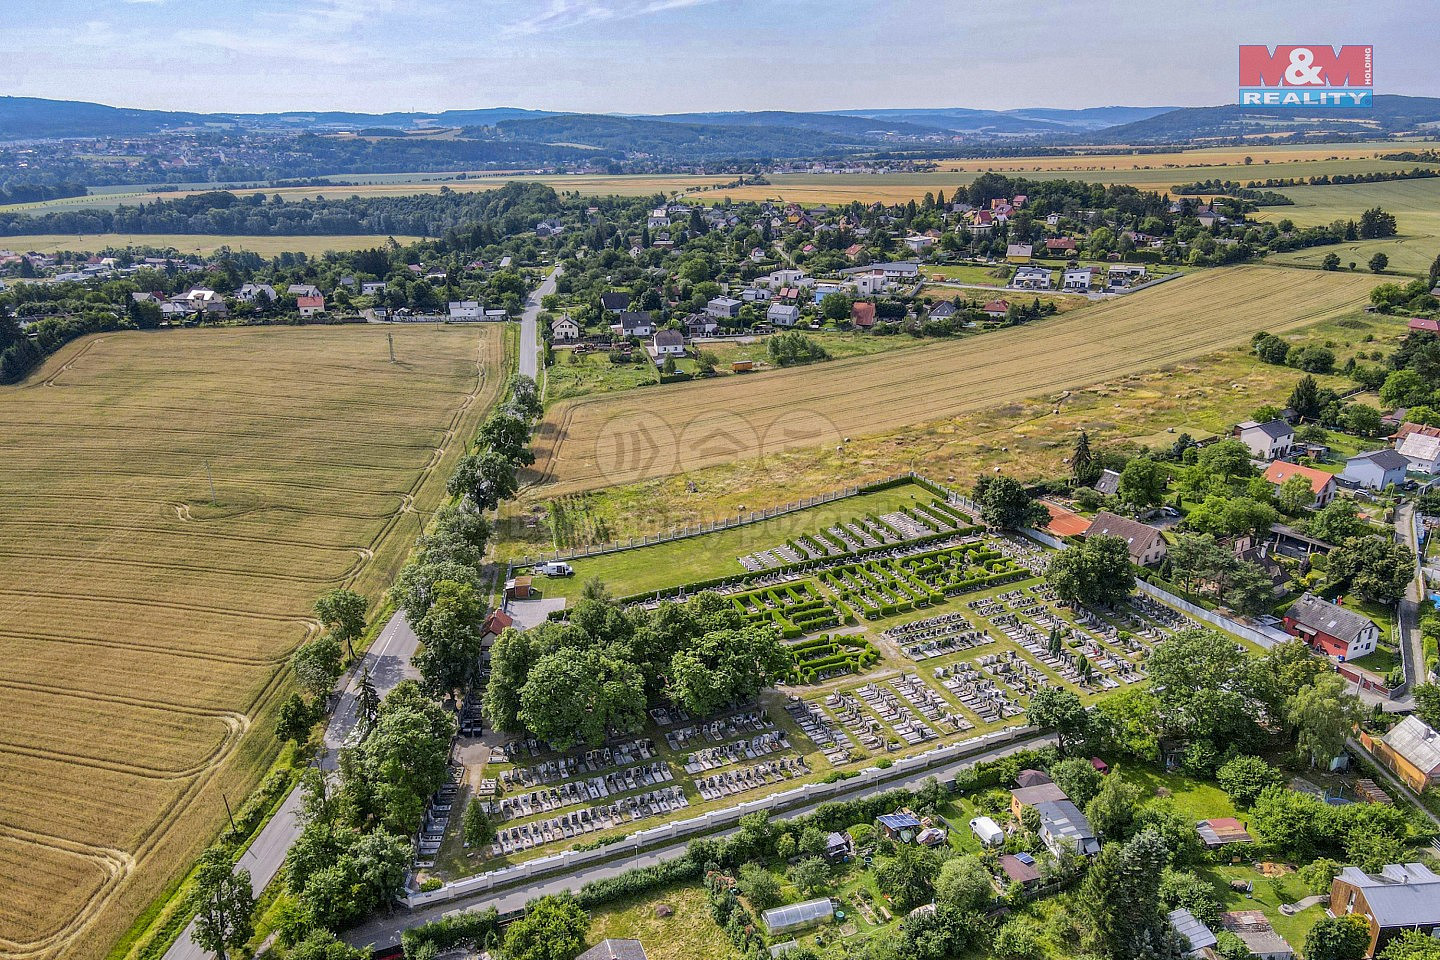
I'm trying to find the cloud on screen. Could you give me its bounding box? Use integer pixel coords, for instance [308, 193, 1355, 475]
[501, 0, 728, 37]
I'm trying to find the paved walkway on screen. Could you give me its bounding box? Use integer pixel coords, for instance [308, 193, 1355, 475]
[343, 733, 1053, 950]
[164, 608, 421, 960]
[519, 267, 559, 380]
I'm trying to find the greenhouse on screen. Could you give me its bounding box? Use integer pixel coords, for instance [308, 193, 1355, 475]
[762, 897, 835, 934]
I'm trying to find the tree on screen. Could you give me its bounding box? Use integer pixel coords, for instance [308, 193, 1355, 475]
[994, 918, 1045, 960]
[1080, 828, 1174, 960]
[1215, 755, 1283, 806]
[314, 588, 367, 661]
[1277, 474, 1318, 514]
[767, 330, 830, 366]
[1287, 671, 1360, 767]
[1322, 252, 1341, 271]
[292, 635, 343, 702]
[475, 410, 534, 466]
[1328, 535, 1416, 604]
[1118, 458, 1168, 512]
[1369, 252, 1390, 273]
[1304, 915, 1371, 960]
[739, 862, 783, 909]
[507, 373, 543, 421]
[973, 475, 1049, 530]
[447, 448, 519, 512]
[1289, 374, 1323, 419]
[1027, 686, 1088, 753]
[667, 625, 789, 716]
[1085, 774, 1141, 841]
[1414, 682, 1440, 729]
[501, 894, 589, 960]
[412, 579, 485, 699]
[1249, 785, 1327, 858]
[1305, 500, 1369, 544]
[277, 693, 317, 743]
[1046, 535, 1135, 608]
[788, 856, 832, 896]
[1378, 930, 1440, 960]
[1381, 369, 1430, 408]
[820, 292, 851, 322]
[874, 842, 944, 912]
[189, 849, 255, 960]
[1340, 402, 1384, 438]
[1183, 495, 1278, 541]
[463, 798, 495, 848]
[935, 855, 993, 912]
[1358, 207, 1397, 240]
[518, 648, 646, 749]
[1254, 333, 1291, 365]
[1072, 431, 1100, 486]
[1049, 756, 1104, 807]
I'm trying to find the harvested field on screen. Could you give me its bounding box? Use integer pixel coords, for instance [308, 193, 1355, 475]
[529, 267, 1373, 494]
[0, 323, 506, 960]
[0, 233, 425, 257]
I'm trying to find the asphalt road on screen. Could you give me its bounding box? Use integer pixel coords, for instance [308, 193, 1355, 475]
[343, 733, 1053, 950]
[520, 267, 559, 380]
[163, 608, 421, 960]
[1394, 502, 1427, 696]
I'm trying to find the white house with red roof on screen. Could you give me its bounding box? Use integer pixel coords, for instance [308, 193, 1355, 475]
[1263, 461, 1336, 508]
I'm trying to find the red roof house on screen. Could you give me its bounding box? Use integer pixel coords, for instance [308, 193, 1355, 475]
[1045, 237, 1077, 254]
[1408, 317, 1440, 333]
[981, 299, 1010, 317]
[1262, 461, 1337, 507]
[850, 301, 876, 328]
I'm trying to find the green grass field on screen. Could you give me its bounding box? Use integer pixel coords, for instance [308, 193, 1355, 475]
[1261, 176, 1440, 276]
[0, 233, 426, 257]
[547, 350, 659, 401]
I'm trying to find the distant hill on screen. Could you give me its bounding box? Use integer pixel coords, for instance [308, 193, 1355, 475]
[0, 96, 216, 139]
[828, 105, 1177, 134]
[1094, 95, 1440, 142]
[648, 111, 941, 137]
[486, 114, 868, 160]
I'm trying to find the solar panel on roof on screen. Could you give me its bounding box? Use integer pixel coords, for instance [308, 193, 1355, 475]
[1016, 853, 1035, 865]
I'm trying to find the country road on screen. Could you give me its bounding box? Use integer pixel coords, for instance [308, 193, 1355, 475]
[343, 733, 1055, 950]
[520, 266, 559, 380]
[1395, 502, 1427, 696]
[163, 608, 421, 960]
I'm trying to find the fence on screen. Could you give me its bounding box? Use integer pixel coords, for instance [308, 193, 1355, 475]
[516, 471, 967, 567]
[400, 724, 1038, 910]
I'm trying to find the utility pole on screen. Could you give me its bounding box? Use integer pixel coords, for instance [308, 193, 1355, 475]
[205, 460, 217, 504]
[387, 330, 396, 363]
[222, 792, 237, 834]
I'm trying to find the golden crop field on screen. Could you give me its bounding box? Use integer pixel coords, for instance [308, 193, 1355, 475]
[0, 234, 426, 257]
[0, 324, 506, 960]
[529, 266, 1374, 494]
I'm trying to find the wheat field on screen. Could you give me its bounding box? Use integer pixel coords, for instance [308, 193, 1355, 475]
[0, 323, 506, 960]
[529, 267, 1374, 494]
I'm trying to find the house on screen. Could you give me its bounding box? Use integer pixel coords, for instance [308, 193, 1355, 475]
[1084, 512, 1168, 567]
[1010, 782, 1068, 819]
[1329, 862, 1440, 956]
[822, 832, 852, 864]
[1044, 237, 1078, 256]
[600, 291, 632, 313]
[767, 303, 800, 327]
[876, 812, 922, 842]
[1263, 461, 1337, 508]
[448, 300, 483, 320]
[1220, 912, 1294, 960]
[838, 261, 919, 280]
[981, 299, 1010, 319]
[1169, 908, 1218, 956]
[296, 295, 326, 318]
[1341, 449, 1410, 490]
[1406, 317, 1440, 334]
[687, 316, 719, 338]
[1368, 716, 1440, 792]
[998, 853, 1042, 889]
[577, 939, 649, 960]
[902, 234, 934, 253]
[1283, 593, 1380, 661]
[1012, 265, 1052, 290]
[550, 316, 581, 342]
[171, 289, 228, 317]
[1396, 432, 1440, 474]
[1061, 267, 1093, 292]
[1033, 799, 1100, 856]
[1196, 817, 1254, 849]
[361, 281, 387, 296]
[1390, 422, 1440, 444]
[1237, 419, 1294, 460]
[652, 329, 685, 359]
[1006, 243, 1033, 260]
[929, 301, 958, 319]
[1107, 264, 1147, 287]
[481, 609, 514, 641]
[287, 283, 321, 298]
[1094, 468, 1122, 497]
[706, 296, 743, 319]
[613, 312, 654, 337]
[236, 283, 275, 303]
[1015, 769, 1053, 788]
[850, 302, 877, 329]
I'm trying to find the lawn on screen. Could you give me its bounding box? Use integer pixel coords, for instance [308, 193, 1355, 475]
[0, 232, 427, 257]
[0, 324, 507, 960]
[547, 349, 658, 401]
[586, 885, 740, 960]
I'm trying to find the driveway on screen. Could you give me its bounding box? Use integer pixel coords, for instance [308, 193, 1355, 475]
[520, 267, 560, 380]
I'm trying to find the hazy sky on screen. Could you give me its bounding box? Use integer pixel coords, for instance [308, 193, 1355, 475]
[1, 0, 1429, 114]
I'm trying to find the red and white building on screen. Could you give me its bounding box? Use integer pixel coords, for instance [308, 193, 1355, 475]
[1283, 593, 1380, 661]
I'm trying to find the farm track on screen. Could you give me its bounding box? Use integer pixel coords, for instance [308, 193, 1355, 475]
[0, 324, 507, 959]
[531, 267, 1373, 493]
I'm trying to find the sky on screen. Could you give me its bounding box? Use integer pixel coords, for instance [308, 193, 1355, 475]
[0, 0, 1431, 115]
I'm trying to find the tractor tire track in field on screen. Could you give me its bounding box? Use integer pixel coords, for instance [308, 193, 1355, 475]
[0, 547, 353, 587]
[0, 824, 134, 956]
[0, 630, 280, 668]
[38, 337, 105, 388]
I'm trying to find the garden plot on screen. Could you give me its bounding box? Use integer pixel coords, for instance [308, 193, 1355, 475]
[693, 756, 809, 801]
[729, 580, 844, 636]
[784, 697, 855, 765]
[785, 633, 880, 683]
[884, 611, 995, 661]
[934, 661, 1024, 723]
[489, 785, 689, 857]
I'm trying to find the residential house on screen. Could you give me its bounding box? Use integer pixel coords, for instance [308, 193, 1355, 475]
[1236, 419, 1294, 460]
[171, 289, 228, 317]
[550, 316, 580, 342]
[1396, 432, 1440, 474]
[1010, 781, 1068, 820]
[838, 261, 919, 281]
[1094, 468, 1122, 497]
[1012, 265, 1052, 290]
[929, 301, 958, 319]
[686, 315, 719, 338]
[613, 312, 654, 337]
[600, 291, 632, 313]
[767, 303, 800, 327]
[287, 283, 321, 298]
[1407, 317, 1440, 334]
[361, 281, 387, 296]
[1262, 461, 1337, 507]
[296, 295, 326, 318]
[481, 609, 513, 644]
[850, 301, 877, 329]
[902, 234, 934, 253]
[1044, 237, 1078, 257]
[236, 282, 276, 303]
[1390, 422, 1440, 444]
[448, 300, 483, 320]
[1044, 502, 1094, 538]
[1015, 769, 1053, 788]
[1084, 512, 1167, 567]
[577, 939, 649, 960]
[652, 329, 685, 359]
[1367, 716, 1440, 792]
[981, 299, 1010, 319]
[1032, 799, 1100, 857]
[1329, 862, 1440, 956]
[706, 296, 743, 319]
[1169, 909, 1218, 956]
[1107, 264, 1147, 287]
[1061, 267, 1094, 292]
[1219, 912, 1294, 960]
[1341, 449, 1410, 490]
[1283, 593, 1380, 661]
[1006, 243, 1033, 260]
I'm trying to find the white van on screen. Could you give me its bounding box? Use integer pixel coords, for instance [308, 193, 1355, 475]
[536, 561, 574, 577]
